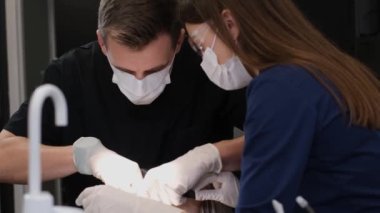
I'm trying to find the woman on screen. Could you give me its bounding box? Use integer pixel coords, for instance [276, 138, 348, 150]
[178, 0, 380, 212]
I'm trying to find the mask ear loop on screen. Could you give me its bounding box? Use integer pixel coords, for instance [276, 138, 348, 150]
[167, 54, 176, 75]
[210, 34, 217, 50]
[190, 24, 210, 53]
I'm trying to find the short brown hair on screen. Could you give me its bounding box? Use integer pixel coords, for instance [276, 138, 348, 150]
[98, 0, 181, 49]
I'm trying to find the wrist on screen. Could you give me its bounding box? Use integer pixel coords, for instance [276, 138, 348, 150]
[73, 137, 104, 175]
[213, 136, 244, 172]
[193, 143, 222, 173]
[65, 145, 76, 173]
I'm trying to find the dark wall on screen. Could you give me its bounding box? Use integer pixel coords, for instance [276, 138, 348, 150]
[295, 0, 380, 74]
[55, 0, 100, 56]
[355, 0, 380, 74]
[295, 0, 357, 55]
[0, 0, 8, 128]
[54, 0, 379, 74]
[0, 0, 14, 211]
[23, 0, 51, 96]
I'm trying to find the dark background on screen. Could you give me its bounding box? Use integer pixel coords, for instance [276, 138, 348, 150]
[295, 0, 357, 55]
[0, 0, 379, 212]
[0, 0, 9, 129]
[54, 0, 380, 73]
[55, 0, 100, 56]
[0, 0, 12, 211]
[295, 0, 380, 74]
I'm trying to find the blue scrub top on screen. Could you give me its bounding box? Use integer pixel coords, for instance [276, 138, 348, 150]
[237, 65, 380, 212]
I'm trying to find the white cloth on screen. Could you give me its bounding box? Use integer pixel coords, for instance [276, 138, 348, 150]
[73, 137, 143, 193]
[137, 143, 222, 206]
[76, 185, 184, 213]
[194, 172, 239, 208]
[201, 47, 252, 91]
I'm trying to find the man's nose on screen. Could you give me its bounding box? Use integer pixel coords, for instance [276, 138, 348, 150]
[134, 73, 145, 80]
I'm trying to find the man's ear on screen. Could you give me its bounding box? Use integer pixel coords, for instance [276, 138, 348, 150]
[96, 30, 108, 56]
[175, 29, 186, 54]
[221, 9, 239, 41]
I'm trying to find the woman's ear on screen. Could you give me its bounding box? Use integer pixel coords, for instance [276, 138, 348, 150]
[96, 30, 108, 56]
[221, 9, 239, 41]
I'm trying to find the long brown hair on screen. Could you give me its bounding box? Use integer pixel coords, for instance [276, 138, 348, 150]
[179, 0, 380, 129]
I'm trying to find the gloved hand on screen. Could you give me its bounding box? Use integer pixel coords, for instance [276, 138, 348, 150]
[76, 185, 184, 213]
[73, 137, 143, 193]
[137, 143, 222, 206]
[194, 172, 239, 207]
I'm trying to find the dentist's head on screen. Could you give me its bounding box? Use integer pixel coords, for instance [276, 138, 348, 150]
[97, 0, 185, 105]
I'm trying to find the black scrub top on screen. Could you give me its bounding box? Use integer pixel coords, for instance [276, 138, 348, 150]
[5, 41, 246, 206]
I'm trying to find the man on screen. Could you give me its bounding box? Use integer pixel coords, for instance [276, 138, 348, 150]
[0, 0, 245, 207]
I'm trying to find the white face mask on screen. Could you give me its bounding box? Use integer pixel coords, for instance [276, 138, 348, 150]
[191, 25, 252, 90]
[110, 58, 174, 105]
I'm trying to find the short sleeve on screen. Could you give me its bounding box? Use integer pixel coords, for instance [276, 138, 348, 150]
[4, 60, 66, 144]
[4, 102, 28, 137]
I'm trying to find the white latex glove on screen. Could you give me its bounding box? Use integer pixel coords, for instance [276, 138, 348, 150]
[76, 185, 184, 213]
[73, 137, 143, 193]
[137, 143, 222, 206]
[194, 172, 239, 207]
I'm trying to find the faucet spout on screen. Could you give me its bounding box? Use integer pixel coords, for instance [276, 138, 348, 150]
[27, 84, 68, 195]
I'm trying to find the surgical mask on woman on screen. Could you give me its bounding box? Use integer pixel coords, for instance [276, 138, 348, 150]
[110, 58, 174, 105]
[191, 25, 252, 90]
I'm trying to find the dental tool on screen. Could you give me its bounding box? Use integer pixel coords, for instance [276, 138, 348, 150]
[272, 199, 285, 213]
[296, 196, 315, 213]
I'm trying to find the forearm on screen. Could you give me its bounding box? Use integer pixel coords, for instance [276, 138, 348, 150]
[0, 136, 76, 183]
[213, 136, 244, 172]
[41, 144, 76, 181]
